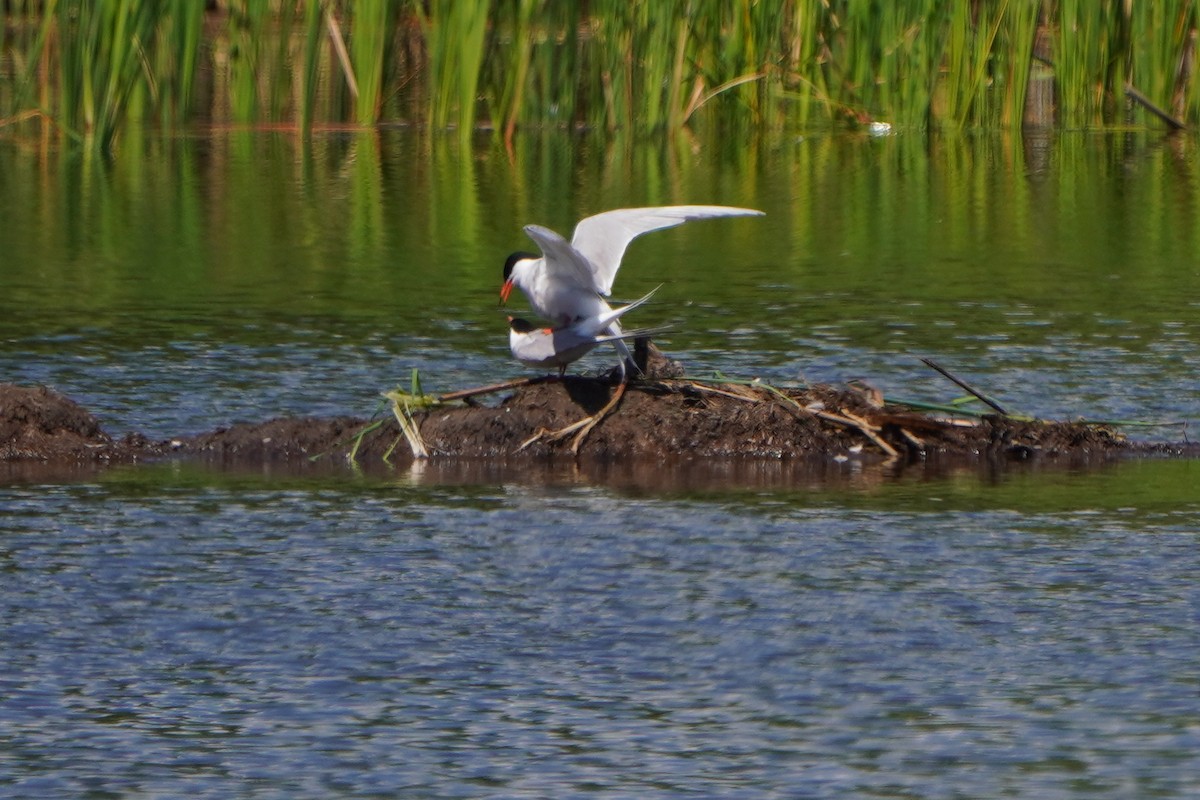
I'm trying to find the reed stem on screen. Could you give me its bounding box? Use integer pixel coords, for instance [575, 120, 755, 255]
[4, 0, 1199, 152]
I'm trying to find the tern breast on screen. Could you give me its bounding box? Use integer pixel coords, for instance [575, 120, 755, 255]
[527, 262, 610, 325]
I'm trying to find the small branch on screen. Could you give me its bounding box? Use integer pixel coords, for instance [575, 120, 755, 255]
[516, 419, 588, 453]
[899, 427, 925, 452]
[1125, 83, 1186, 130]
[686, 382, 762, 403]
[919, 358, 1010, 416]
[0, 109, 44, 128]
[512, 380, 628, 455]
[436, 375, 557, 403]
[833, 408, 900, 459]
[570, 380, 627, 456]
[749, 380, 900, 459]
[324, 2, 358, 100]
[682, 72, 765, 124]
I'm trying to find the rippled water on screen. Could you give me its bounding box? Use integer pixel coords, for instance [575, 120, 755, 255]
[1, 129, 1199, 797]
[3, 464, 1199, 798]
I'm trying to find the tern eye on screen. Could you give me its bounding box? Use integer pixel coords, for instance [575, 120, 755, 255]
[503, 251, 537, 280]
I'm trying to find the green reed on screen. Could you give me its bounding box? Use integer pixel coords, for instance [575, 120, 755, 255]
[1049, 1, 1198, 128]
[415, 0, 489, 140]
[152, 0, 203, 126]
[349, 0, 393, 125]
[300, 0, 324, 133]
[1054, 0, 1115, 127]
[52, 0, 165, 149]
[996, 2, 1040, 128]
[1128, 2, 1197, 122]
[487, 0, 539, 140]
[224, 0, 288, 123]
[4, 0, 1200, 153]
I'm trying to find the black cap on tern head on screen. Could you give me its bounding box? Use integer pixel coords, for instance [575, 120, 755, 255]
[508, 317, 536, 333]
[503, 251, 538, 281]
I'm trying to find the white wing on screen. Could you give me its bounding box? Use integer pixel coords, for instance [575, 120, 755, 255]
[522, 224, 598, 294]
[591, 324, 672, 344]
[571, 205, 765, 295]
[576, 285, 661, 338]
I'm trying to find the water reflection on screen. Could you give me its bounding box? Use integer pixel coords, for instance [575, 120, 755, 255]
[26, 452, 1181, 516]
[0, 127, 1197, 445]
[392, 453, 1093, 496]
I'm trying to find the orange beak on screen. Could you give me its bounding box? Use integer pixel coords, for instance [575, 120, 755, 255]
[499, 278, 514, 305]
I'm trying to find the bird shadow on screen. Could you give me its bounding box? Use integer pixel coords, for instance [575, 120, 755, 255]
[560, 376, 618, 414]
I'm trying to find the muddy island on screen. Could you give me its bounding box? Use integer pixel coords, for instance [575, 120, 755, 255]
[2, 350, 1193, 475]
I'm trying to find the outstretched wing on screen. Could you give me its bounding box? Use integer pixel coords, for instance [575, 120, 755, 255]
[522, 224, 598, 294]
[571, 205, 764, 295]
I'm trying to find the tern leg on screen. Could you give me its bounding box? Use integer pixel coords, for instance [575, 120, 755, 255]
[610, 333, 639, 378]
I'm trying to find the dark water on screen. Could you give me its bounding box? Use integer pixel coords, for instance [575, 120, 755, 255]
[1, 128, 1199, 797]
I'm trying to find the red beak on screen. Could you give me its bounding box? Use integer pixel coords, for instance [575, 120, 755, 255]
[499, 278, 514, 305]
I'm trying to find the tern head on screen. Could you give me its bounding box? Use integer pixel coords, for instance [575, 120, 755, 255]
[500, 251, 538, 305]
[507, 316, 537, 334]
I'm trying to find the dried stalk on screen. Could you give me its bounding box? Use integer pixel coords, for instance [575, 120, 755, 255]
[390, 398, 428, 459]
[919, 357, 1010, 415]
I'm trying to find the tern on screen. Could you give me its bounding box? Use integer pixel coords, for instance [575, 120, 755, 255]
[508, 287, 665, 375]
[499, 205, 764, 376]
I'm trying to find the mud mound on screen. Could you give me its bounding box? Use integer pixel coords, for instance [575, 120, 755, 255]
[0, 385, 112, 460]
[410, 380, 868, 459]
[0, 384, 162, 464]
[184, 416, 368, 461]
[1, 377, 1188, 477]
[229, 376, 1128, 465]
[358, 378, 1130, 463]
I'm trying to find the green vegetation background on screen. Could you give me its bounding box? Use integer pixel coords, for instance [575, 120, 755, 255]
[3, 1, 1198, 152]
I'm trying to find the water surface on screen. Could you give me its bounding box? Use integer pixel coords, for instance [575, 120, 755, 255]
[1, 128, 1198, 797]
[1, 129, 1196, 436]
[2, 460, 1198, 797]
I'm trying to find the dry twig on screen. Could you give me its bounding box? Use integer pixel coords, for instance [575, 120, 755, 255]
[920, 357, 1009, 415]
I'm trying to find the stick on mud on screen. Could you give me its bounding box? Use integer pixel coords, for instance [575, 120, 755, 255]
[919, 357, 1010, 416]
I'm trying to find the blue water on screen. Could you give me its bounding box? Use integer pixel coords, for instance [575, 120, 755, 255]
[2, 470, 1198, 798]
